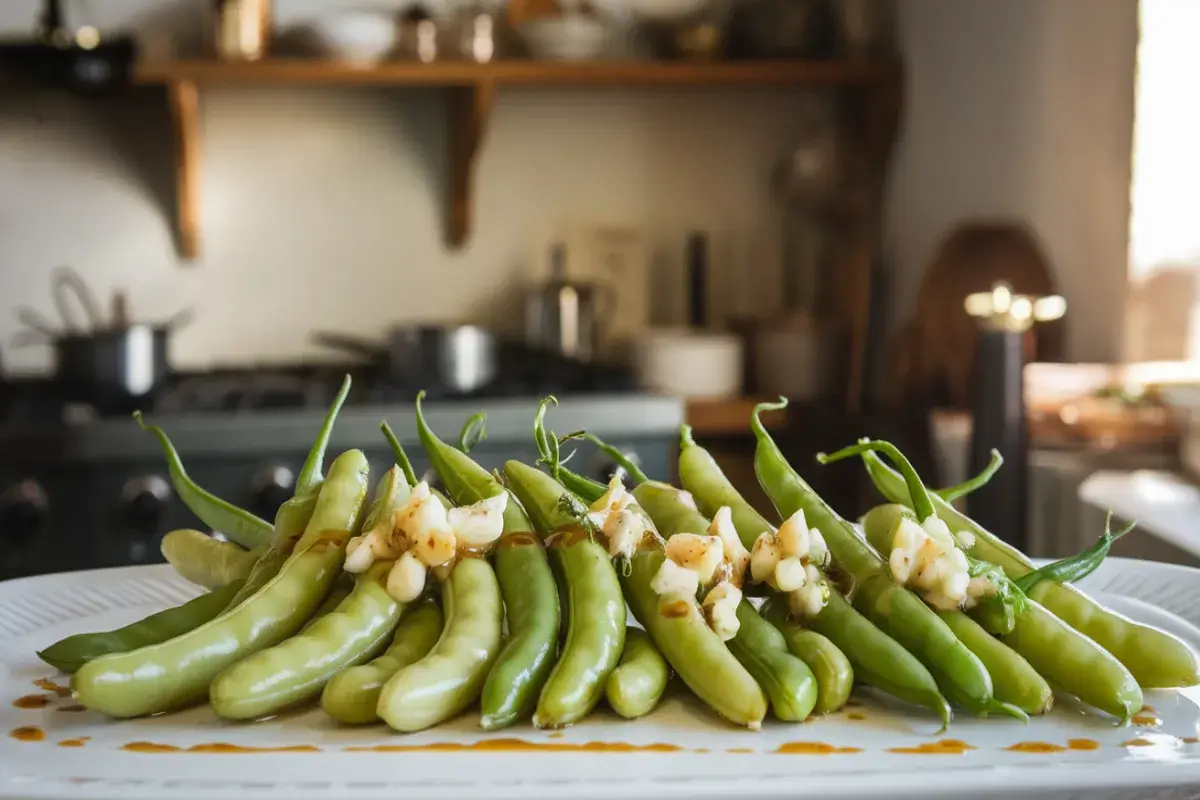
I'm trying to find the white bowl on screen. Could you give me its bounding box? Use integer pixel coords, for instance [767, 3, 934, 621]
[519, 14, 614, 60]
[634, 328, 743, 399]
[306, 10, 398, 63]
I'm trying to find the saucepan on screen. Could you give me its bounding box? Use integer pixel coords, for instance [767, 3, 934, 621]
[313, 324, 497, 395]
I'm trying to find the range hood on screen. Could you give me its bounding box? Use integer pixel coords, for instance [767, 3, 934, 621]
[0, 0, 137, 94]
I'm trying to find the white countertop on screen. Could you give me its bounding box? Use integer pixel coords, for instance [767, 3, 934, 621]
[1079, 470, 1200, 558]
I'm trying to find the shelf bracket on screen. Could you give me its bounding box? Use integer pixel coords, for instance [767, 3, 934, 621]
[167, 79, 201, 261]
[446, 80, 495, 249]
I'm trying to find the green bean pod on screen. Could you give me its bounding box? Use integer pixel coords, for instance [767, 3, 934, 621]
[160, 529, 261, 590]
[759, 597, 853, 715]
[632, 480, 818, 722]
[321, 600, 444, 724]
[676, 426, 951, 723]
[862, 451, 1200, 689]
[301, 577, 354, 633]
[37, 580, 244, 674]
[377, 557, 503, 732]
[135, 413, 274, 549]
[727, 601, 817, 721]
[482, 533, 560, 730]
[937, 610, 1050, 716]
[605, 627, 669, 719]
[504, 460, 625, 729]
[623, 545, 767, 728]
[415, 400, 561, 731]
[750, 402, 1003, 719]
[72, 450, 371, 718]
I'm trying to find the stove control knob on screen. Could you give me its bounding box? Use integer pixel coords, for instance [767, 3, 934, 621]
[251, 465, 294, 520]
[590, 446, 640, 485]
[0, 479, 49, 543]
[120, 475, 172, 530]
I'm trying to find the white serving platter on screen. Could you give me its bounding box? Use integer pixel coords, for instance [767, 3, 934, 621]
[4, 559, 1200, 800]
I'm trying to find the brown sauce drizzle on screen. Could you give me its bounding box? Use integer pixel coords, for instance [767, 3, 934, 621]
[725, 747, 754, 754]
[344, 739, 683, 753]
[10, 726, 45, 742]
[1121, 738, 1157, 748]
[1068, 739, 1101, 751]
[846, 712, 867, 721]
[13, 694, 51, 709]
[661, 601, 692, 619]
[774, 742, 862, 755]
[58, 737, 91, 748]
[497, 533, 541, 549]
[33, 678, 70, 697]
[887, 739, 975, 755]
[122, 742, 320, 754]
[1005, 742, 1066, 753]
[56, 704, 87, 713]
[1132, 712, 1162, 726]
[1183, 737, 1199, 744]
[694, 747, 711, 754]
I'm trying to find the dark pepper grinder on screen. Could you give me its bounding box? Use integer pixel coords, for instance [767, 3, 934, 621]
[964, 283, 1066, 550]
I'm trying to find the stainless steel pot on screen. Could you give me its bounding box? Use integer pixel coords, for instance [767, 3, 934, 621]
[55, 324, 171, 404]
[524, 243, 613, 363]
[313, 324, 498, 394]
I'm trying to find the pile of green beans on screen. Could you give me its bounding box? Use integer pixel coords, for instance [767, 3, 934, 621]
[42, 384, 1198, 734]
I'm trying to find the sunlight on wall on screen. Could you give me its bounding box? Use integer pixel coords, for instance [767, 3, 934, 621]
[1126, 0, 1200, 361]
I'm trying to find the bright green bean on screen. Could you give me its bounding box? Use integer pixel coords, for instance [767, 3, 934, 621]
[938, 610, 1050, 716]
[377, 557, 503, 732]
[759, 597, 853, 715]
[605, 628, 669, 719]
[862, 451, 1193, 690]
[72, 450, 371, 718]
[37, 581, 244, 674]
[726, 600, 817, 721]
[321, 600, 444, 724]
[160, 529, 260, 590]
[676, 425, 951, 723]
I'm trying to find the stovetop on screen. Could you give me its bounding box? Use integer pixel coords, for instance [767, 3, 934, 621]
[0, 348, 639, 430]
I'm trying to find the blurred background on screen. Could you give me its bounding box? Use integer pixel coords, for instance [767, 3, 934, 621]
[1, 0, 1198, 579]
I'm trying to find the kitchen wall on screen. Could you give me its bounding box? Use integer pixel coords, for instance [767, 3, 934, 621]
[886, 0, 1139, 365]
[1, 0, 1140, 373]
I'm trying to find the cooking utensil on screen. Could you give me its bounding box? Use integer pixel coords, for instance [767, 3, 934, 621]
[14, 306, 60, 339]
[304, 8, 397, 63]
[518, 12, 615, 60]
[214, 0, 272, 61]
[313, 324, 498, 394]
[56, 325, 170, 406]
[524, 243, 614, 363]
[52, 265, 104, 334]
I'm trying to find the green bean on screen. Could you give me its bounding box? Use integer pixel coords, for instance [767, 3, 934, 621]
[860, 451, 1198, 689]
[301, 577, 354, 633]
[322, 600, 444, 724]
[623, 545, 767, 728]
[935, 449, 1003, 504]
[605, 628, 669, 719]
[37, 580, 244, 674]
[530, 406, 766, 728]
[504, 460, 626, 729]
[676, 425, 950, 722]
[134, 412, 274, 549]
[415, 398, 561, 730]
[377, 557, 503, 732]
[936, 609, 1051, 716]
[1014, 512, 1135, 593]
[72, 450, 371, 718]
[160, 529, 260, 589]
[633, 480, 817, 722]
[751, 400, 1007, 720]
[295, 374, 353, 496]
[759, 597, 853, 715]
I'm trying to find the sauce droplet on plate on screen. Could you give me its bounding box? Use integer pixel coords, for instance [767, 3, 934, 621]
[726, 747, 754, 754]
[33, 678, 70, 697]
[1068, 739, 1101, 751]
[58, 737, 91, 748]
[1005, 742, 1066, 753]
[774, 742, 862, 755]
[344, 739, 683, 754]
[56, 704, 87, 713]
[10, 726, 45, 742]
[887, 739, 975, 755]
[122, 742, 321, 754]
[847, 712, 867, 721]
[13, 694, 51, 709]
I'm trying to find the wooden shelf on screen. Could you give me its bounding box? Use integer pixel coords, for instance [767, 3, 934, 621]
[117, 58, 892, 259]
[686, 397, 788, 437]
[133, 59, 884, 88]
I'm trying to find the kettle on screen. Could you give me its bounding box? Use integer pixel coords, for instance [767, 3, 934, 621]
[524, 243, 613, 363]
